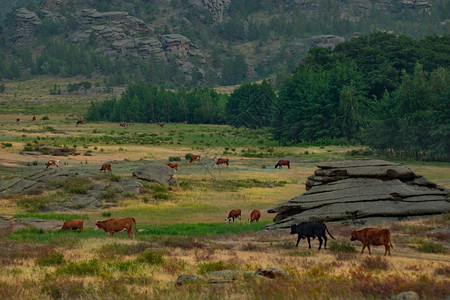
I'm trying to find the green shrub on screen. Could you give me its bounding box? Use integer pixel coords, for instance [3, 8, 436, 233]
[57, 259, 102, 276]
[102, 212, 112, 217]
[35, 252, 65, 266]
[328, 240, 357, 253]
[185, 153, 194, 160]
[64, 177, 91, 194]
[1, 142, 12, 147]
[169, 156, 181, 162]
[109, 174, 121, 182]
[136, 249, 164, 265]
[153, 192, 169, 200]
[286, 250, 315, 257]
[41, 116, 49, 120]
[417, 241, 446, 253]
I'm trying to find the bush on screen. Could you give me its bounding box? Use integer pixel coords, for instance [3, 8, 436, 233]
[57, 259, 102, 276]
[185, 153, 194, 160]
[149, 185, 169, 192]
[1, 142, 12, 147]
[35, 251, 65, 266]
[328, 240, 357, 253]
[360, 256, 389, 271]
[169, 156, 181, 162]
[153, 192, 169, 200]
[417, 241, 446, 253]
[64, 177, 91, 194]
[136, 249, 165, 265]
[41, 116, 49, 120]
[102, 212, 112, 217]
[109, 174, 121, 182]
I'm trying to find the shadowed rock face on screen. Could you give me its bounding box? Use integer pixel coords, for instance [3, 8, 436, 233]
[266, 159, 449, 230]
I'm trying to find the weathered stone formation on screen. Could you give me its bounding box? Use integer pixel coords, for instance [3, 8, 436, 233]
[284, 0, 432, 20]
[12, 8, 41, 48]
[310, 35, 345, 49]
[188, 0, 231, 22]
[132, 165, 178, 186]
[266, 159, 449, 230]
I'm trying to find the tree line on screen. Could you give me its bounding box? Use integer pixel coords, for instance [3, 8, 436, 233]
[87, 32, 449, 161]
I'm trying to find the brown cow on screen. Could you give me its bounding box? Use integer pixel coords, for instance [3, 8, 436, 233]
[350, 228, 394, 256]
[225, 209, 241, 223]
[216, 158, 229, 166]
[46, 160, 60, 169]
[157, 122, 165, 127]
[61, 219, 84, 233]
[100, 163, 112, 173]
[32, 116, 36, 122]
[189, 155, 201, 163]
[149, 120, 153, 124]
[248, 209, 261, 223]
[182, 121, 188, 124]
[16, 118, 20, 123]
[95, 217, 145, 239]
[120, 122, 128, 128]
[167, 162, 178, 171]
[76, 120, 83, 126]
[275, 159, 290, 169]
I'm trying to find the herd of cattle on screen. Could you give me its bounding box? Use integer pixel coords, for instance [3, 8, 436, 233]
[61, 217, 394, 256]
[31, 119, 393, 256]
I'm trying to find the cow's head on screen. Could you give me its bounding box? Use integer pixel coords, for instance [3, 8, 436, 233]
[95, 220, 102, 231]
[350, 231, 357, 241]
[290, 224, 297, 234]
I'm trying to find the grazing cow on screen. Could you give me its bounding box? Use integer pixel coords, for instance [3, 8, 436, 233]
[130, 120, 133, 123]
[32, 116, 36, 122]
[225, 209, 241, 223]
[120, 122, 128, 128]
[216, 158, 229, 166]
[61, 219, 84, 233]
[167, 162, 178, 171]
[149, 120, 153, 124]
[100, 163, 112, 173]
[290, 222, 335, 250]
[95, 217, 145, 239]
[76, 120, 83, 126]
[16, 118, 20, 123]
[46, 160, 60, 169]
[350, 228, 393, 256]
[182, 121, 188, 124]
[189, 155, 201, 163]
[248, 209, 261, 223]
[157, 122, 165, 127]
[275, 159, 290, 169]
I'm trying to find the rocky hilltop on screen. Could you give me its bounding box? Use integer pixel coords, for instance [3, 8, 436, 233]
[266, 159, 449, 230]
[1, 0, 445, 84]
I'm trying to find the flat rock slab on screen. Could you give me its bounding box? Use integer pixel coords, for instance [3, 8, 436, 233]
[132, 164, 178, 186]
[266, 159, 449, 230]
[16, 218, 63, 230]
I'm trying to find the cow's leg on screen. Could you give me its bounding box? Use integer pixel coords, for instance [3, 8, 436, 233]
[238, 215, 241, 223]
[109, 233, 114, 238]
[361, 245, 366, 254]
[288, 164, 290, 169]
[296, 235, 301, 247]
[307, 237, 312, 249]
[323, 235, 328, 249]
[317, 236, 323, 250]
[367, 245, 372, 255]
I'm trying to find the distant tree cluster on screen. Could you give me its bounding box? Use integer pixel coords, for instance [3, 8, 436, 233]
[86, 83, 227, 124]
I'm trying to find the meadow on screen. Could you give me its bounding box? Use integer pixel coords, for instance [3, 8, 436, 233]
[0, 78, 449, 299]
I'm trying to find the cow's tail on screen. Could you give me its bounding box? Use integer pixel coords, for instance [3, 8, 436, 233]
[326, 225, 335, 240]
[133, 218, 146, 233]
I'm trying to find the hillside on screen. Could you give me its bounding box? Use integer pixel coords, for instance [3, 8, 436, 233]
[0, 0, 448, 87]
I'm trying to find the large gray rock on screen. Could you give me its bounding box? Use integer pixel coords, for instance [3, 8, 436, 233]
[176, 274, 202, 285]
[390, 291, 420, 300]
[133, 165, 178, 186]
[255, 267, 288, 279]
[16, 218, 63, 230]
[266, 159, 449, 230]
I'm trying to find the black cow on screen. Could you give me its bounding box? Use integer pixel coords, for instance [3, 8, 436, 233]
[290, 222, 335, 250]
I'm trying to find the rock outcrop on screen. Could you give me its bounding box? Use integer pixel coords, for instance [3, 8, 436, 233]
[12, 8, 41, 48]
[189, 0, 231, 22]
[266, 159, 449, 230]
[132, 165, 178, 186]
[310, 35, 345, 49]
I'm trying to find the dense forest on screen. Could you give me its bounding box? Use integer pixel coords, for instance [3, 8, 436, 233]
[0, 0, 449, 86]
[87, 32, 450, 161]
